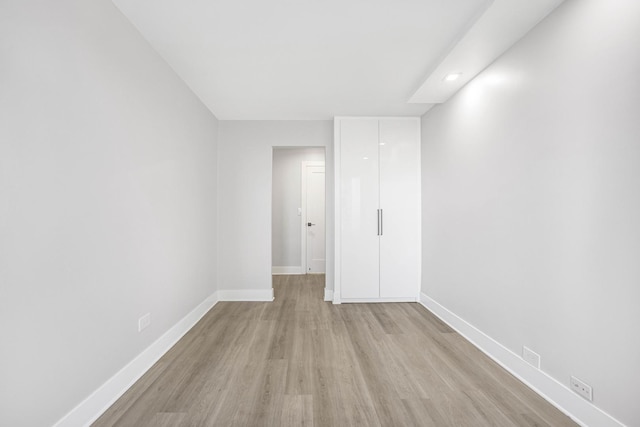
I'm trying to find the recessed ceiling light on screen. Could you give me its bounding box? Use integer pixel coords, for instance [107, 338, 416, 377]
[444, 73, 462, 82]
[363, 157, 369, 160]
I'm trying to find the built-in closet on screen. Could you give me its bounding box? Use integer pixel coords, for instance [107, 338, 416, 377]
[334, 117, 421, 302]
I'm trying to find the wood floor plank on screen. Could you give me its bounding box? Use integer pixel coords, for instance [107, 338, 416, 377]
[93, 275, 577, 427]
[146, 412, 188, 427]
[282, 395, 313, 427]
[400, 398, 443, 427]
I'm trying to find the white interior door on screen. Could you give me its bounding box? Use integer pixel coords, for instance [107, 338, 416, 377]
[379, 118, 421, 298]
[339, 118, 380, 299]
[305, 165, 325, 273]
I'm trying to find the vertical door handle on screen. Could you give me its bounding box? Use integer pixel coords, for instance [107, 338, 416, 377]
[380, 208, 383, 236]
[377, 209, 381, 236]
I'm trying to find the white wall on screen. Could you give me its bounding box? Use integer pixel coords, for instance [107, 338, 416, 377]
[218, 121, 333, 296]
[421, 0, 640, 425]
[0, 1, 219, 426]
[272, 148, 325, 272]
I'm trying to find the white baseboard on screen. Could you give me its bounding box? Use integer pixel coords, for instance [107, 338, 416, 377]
[53, 292, 219, 427]
[419, 293, 625, 427]
[324, 288, 334, 301]
[272, 266, 303, 275]
[218, 288, 274, 301]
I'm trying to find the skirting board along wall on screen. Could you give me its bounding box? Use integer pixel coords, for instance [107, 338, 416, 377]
[419, 293, 625, 427]
[324, 288, 333, 302]
[53, 289, 273, 426]
[272, 266, 304, 275]
[53, 292, 220, 427]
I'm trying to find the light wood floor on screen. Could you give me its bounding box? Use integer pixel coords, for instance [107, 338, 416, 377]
[93, 275, 577, 427]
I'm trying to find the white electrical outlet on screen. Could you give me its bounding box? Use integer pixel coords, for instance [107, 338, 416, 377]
[138, 313, 151, 332]
[522, 346, 541, 369]
[570, 376, 593, 401]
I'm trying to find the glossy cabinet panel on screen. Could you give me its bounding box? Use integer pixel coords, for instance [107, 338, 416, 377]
[339, 118, 380, 299]
[379, 118, 421, 298]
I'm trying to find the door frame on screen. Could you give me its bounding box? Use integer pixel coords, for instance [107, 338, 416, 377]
[301, 161, 326, 274]
[270, 147, 329, 299]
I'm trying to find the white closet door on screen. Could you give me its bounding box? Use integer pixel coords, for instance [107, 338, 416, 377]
[379, 118, 421, 298]
[340, 118, 380, 299]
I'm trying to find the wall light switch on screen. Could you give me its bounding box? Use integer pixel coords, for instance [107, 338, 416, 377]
[297, 208, 302, 216]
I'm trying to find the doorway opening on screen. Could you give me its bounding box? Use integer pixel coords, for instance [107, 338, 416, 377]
[271, 147, 326, 299]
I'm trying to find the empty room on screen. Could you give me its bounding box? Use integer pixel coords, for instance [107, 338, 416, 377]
[1, 0, 638, 426]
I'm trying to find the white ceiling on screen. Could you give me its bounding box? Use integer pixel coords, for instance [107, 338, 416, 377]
[111, 0, 564, 120]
